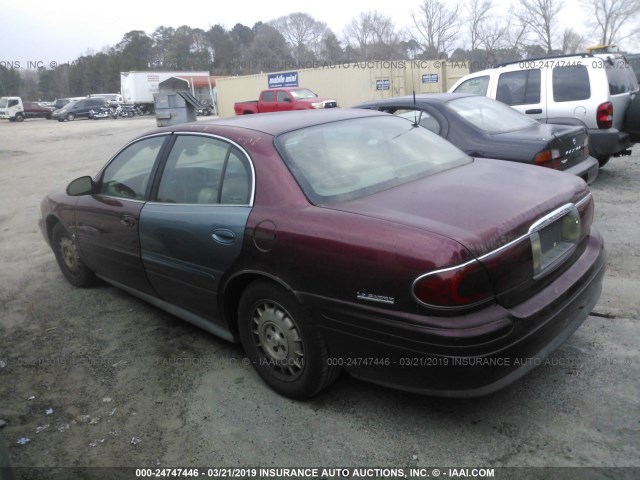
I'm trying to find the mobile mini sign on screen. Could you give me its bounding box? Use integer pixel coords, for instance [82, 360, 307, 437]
[268, 71, 299, 88]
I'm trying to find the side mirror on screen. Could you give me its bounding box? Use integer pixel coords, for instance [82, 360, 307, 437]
[66, 176, 95, 196]
[283, 97, 292, 102]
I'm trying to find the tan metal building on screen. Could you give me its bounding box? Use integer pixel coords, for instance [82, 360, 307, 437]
[216, 60, 469, 117]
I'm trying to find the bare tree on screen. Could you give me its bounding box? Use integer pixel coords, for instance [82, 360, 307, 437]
[582, 0, 640, 45]
[560, 28, 585, 53]
[344, 11, 400, 60]
[466, 0, 494, 51]
[270, 12, 328, 61]
[410, 0, 460, 59]
[344, 12, 374, 58]
[514, 0, 562, 53]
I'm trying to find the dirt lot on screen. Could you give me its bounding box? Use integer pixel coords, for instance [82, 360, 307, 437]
[0, 117, 639, 478]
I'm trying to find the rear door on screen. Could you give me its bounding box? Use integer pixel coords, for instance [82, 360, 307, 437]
[494, 67, 546, 120]
[139, 133, 254, 324]
[259, 90, 277, 113]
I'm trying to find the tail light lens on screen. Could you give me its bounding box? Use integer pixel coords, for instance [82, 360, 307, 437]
[412, 260, 494, 310]
[596, 102, 613, 129]
[534, 148, 562, 169]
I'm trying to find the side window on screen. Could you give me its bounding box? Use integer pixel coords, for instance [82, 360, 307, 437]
[262, 91, 274, 102]
[453, 76, 489, 95]
[553, 65, 591, 102]
[8, 99, 19, 108]
[276, 91, 290, 102]
[99, 136, 165, 199]
[496, 69, 541, 105]
[156, 136, 252, 205]
[389, 108, 442, 135]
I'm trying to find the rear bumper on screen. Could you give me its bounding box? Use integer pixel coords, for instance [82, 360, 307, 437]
[564, 155, 599, 184]
[588, 128, 633, 158]
[305, 229, 606, 397]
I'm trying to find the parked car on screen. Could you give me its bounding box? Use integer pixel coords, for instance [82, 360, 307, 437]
[234, 87, 338, 115]
[448, 52, 640, 167]
[354, 93, 599, 184]
[39, 109, 605, 399]
[0, 96, 55, 121]
[52, 98, 107, 121]
[51, 97, 83, 110]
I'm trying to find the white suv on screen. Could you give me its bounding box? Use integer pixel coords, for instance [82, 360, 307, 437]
[449, 53, 640, 167]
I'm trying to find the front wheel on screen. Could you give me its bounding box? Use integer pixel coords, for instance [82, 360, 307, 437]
[51, 223, 96, 288]
[238, 281, 340, 399]
[15, 113, 24, 122]
[66, 113, 75, 121]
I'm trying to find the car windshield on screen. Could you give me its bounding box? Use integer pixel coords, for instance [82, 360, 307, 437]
[0, 99, 7, 108]
[446, 95, 539, 133]
[276, 115, 470, 204]
[289, 89, 317, 99]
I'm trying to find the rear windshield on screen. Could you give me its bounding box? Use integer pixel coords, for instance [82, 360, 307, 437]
[446, 95, 538, 133]
[276, 116, 470, 204]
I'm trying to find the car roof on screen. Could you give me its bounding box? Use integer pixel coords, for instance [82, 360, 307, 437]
[157, 108, 388, 137]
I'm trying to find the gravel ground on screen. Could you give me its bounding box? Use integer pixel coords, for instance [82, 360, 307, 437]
[0, 117, 638, 479]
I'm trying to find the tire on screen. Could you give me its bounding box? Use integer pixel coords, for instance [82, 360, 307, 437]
[597, 156, 610, 167]
[67, 113, 75, 121]
[238, 281, 340, 399]
[51, 223, 96, 288]
[15, 113, 24, 122]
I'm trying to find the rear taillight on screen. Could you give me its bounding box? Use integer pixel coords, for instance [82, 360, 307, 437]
[596, 102, 613, 129]
[412, 260, 494, 310]
[533, 148, 562, 169]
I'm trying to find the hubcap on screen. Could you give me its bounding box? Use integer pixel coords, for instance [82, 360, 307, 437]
[252, 301, 304, 380]
[58, 236, 80, 276]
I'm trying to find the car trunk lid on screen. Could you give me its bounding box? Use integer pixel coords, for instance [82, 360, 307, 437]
[327, 158, 590, 258]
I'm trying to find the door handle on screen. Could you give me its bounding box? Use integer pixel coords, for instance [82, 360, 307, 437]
[212, 228, 236, 245]
[120, 214, 136, 227]
[525, 109, 542, 114]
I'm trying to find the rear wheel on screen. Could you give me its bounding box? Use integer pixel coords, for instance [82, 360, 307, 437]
[597, 156, 610, 167]
[51, 223, 96, 288]
[238, 281, 340, 399]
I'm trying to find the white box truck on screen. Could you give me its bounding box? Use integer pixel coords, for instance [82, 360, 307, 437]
[120, 71, 210, 113]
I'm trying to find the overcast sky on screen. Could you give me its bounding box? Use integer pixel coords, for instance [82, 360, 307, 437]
[0, 0, 626, 69]
[1, 0, 422, 66]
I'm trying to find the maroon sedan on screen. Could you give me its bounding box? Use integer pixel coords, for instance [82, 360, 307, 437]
[39, 109, 605, 399]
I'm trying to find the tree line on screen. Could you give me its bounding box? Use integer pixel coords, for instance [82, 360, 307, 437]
[1, 0, 639, 100]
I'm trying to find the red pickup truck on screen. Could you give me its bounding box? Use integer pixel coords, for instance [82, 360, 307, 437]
[234, 88, 338, 115]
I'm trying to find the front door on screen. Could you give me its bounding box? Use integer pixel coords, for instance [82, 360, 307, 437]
[74, 135, 168, 295]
